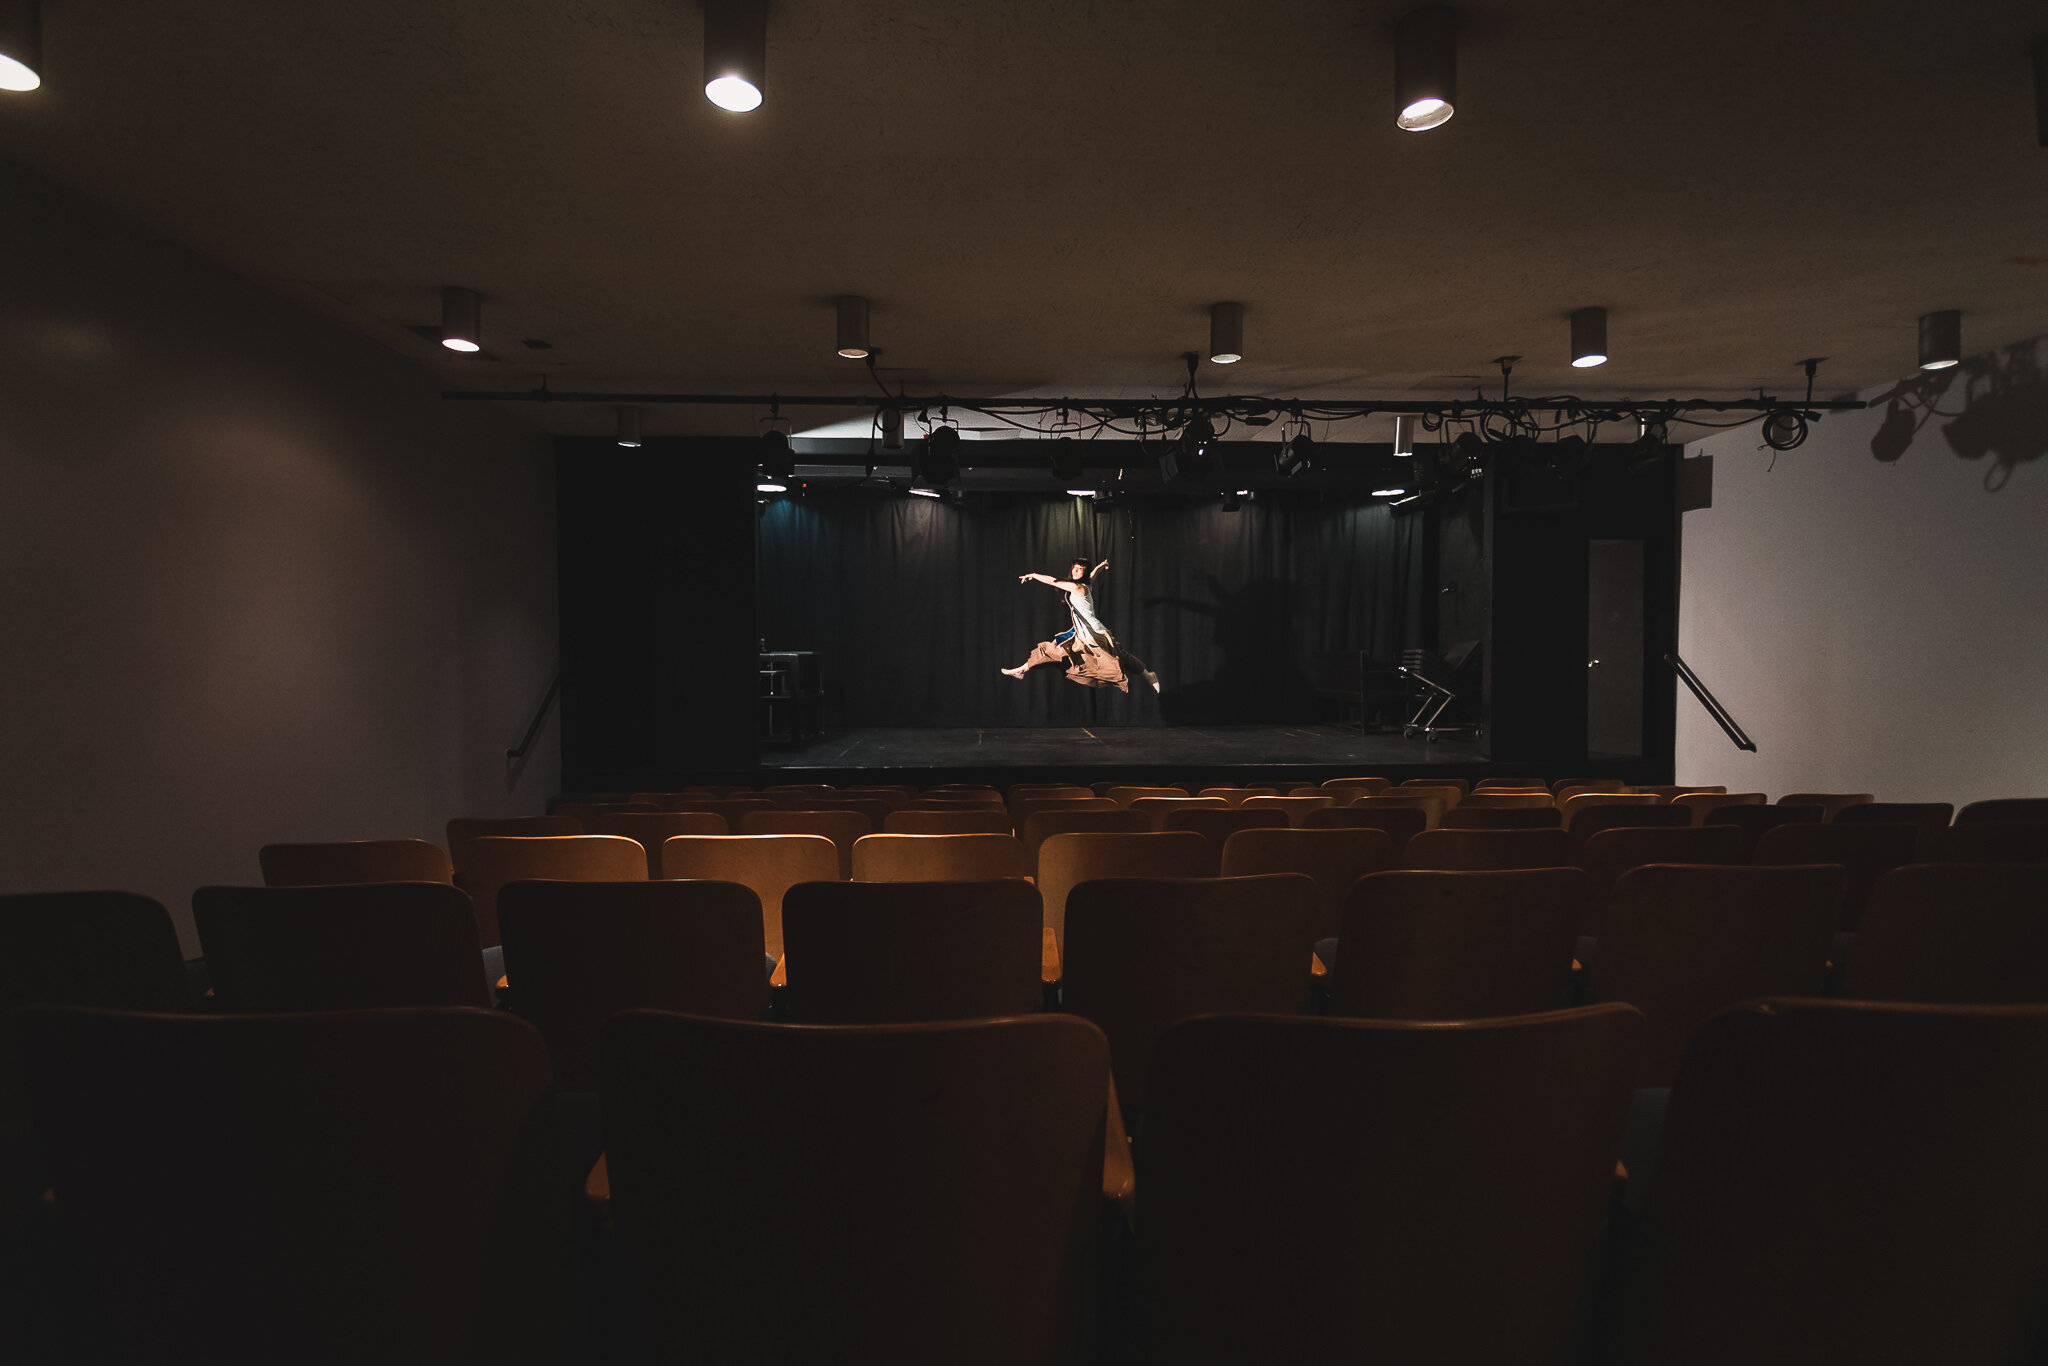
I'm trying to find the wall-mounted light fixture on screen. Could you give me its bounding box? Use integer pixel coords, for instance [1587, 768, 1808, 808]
[704, 0, 766, 112]
[1395, 6, 1457, 130]
[440, 287, 483, 353]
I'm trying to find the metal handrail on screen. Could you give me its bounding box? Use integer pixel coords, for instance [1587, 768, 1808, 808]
[1665, 653, 1756, 752]
[506, 674, 561, 761]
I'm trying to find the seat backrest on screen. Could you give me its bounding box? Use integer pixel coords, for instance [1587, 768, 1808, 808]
[1240, 794, 1339, 825]
[1477, 778, 1549, 791]
[17, 1006, 574, 1365]
[1957, 798, 2048, 825]
[835, 786, 915, 808]
[1035, 831, 1212, 951]
[551, 801, 659, 826]
[1162, 808, 1291, 872]
[1403, 827, 1571, 872]
[1333, 868, 1584, 1019]
[1836, 801, 1953, 829]
[1932, 822, 2048, 864]
[1702, 802, 1822, 859]
[1061, 875, 1317, 1116]
[1753, 823, 1922, 932]
[601, 1011, 1107, 1363]
[1142, 1006, 1642, 1365]
[194, 883, 488, 1013]
[1350, 793, 1449, 828]
[1396, 783, 1465, 810]
[464, 834, 649, 948]
[669, 798, 777, 832]
[629, 789, 720, 809]
[1671, 792, 1768, 824]
[1635, 1000, 2048, 1365]
[1630, 784, 1726, 802]
[739, 809, 872, 879]
[782, 880, 1042, 1023]
[782, 796, 893, 830]
[1004, 784, 1093, 802]
[1440, 805, 1564, 830]
[1010, 795, 1113, 833]
[882, 807, 1014, 835]
[580, 811, 729, 875]
[1317, 777, 1389, 796]
[1199, 786, 1282, 805]
[1104, 785, 1188, 807]
[1847, 864, 2048, 1004]
[259, 839, 454, 886]
[1554, 778, 1627, 799]
[445, 815, 581, 881]
[0, 891, 192, 1127]
[1594, 864, 1844, 1085]
[849, 833, 1030, 882]
[1400, 776, 1470, 794]
[1130, 796, 1230, 829]
[1302, 804, 1428, 848]
[1457, 791, 1555, 809]
[498, 880, 769, 1087]
[1221, 827, 1401, 940]
[659, 834, 839, 960]
[1020, 808, 1152, 863]
[1576, 825, 1746, 937]
[1565, 802, 1694, 858]
[1558, 791, 1661, 823]
[1778, 792, 1876, 821]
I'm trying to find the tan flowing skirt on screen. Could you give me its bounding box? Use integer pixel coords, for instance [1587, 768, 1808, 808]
[1026, 637, 1130, 693]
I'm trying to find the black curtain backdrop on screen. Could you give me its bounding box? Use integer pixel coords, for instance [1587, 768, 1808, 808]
[759, 491, 1420, 728]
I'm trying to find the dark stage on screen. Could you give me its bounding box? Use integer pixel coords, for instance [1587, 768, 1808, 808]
[764, 723, 1483, 772]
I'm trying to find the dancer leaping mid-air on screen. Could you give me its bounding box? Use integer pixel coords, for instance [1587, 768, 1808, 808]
[1001, 557, 1161, 694]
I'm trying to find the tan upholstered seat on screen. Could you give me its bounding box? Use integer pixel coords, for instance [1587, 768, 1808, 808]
[580, 811, 730, 876]
[740, 809, 872, 879]
[1020, 808, 1151, 864]
[446, 815, 582, 885]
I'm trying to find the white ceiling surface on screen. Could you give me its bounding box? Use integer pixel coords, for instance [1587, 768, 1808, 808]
[3, 1, 2045, 439]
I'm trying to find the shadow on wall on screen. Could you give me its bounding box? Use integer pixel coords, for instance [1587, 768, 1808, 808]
[1869, 337, 2047, 490]
[1145, 573, 1323, 725]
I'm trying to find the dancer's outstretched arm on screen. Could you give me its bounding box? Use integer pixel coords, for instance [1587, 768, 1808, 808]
[1088, 560, 1109, 581]
[1019, 571, 1081, 591]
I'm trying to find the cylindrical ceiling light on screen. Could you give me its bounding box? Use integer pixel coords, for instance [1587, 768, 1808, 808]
[440, 287, 482, 353]
[615, 406, 643, 448]
[1917, 309, 1962, 371]
[1394, 5, 1457, 131]
[1208, 302, 1245, 364]
[1392, 413, 1418, 457]
[835, 295, 871, 359]
[703, 0, 766, 112]
[1569, 306, 1608, 368]
[0, 0, 40, 91]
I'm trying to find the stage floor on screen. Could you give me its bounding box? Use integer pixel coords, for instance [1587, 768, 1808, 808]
[763, 724, 1486, 772]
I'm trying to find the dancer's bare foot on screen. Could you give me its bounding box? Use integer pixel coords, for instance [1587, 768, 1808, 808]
[1001, 666, 1026, 679]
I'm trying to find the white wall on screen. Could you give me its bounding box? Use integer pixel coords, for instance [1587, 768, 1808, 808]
[1675, 336, 2048, 804]
[0, 162, 560, 953]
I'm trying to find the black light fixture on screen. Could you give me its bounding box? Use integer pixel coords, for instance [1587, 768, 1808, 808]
[1163, 415, 1219, 483]
[1276, 429, 1313, 477]
[1394, 5, 1457, 131]
[1569, 307, 1608, 368]
[0, 0, 41, 91]
[1049, 437, 1085, 482]
[835, 296, 870, 359]
[1208, 303, 1244, 365]
[703, 0, 766, 112]
[877, 406, 904, 451]
[1917, 309, 1962, 371]
[440, 287, 482, 353]
[1221, 489, 1244, 512]
[615, 406, 643, 448]
[759, 429, 796, 480]
[1450, 430, 1486, 472]
[1392, 414, 1418, 458]
[918, 425, 962, 486]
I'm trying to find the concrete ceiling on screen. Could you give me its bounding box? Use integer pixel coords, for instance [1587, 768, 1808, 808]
[2, 0, 2045, 439]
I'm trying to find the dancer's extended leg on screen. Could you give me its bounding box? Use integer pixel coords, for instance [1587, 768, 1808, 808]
[1002, 640, 1067, 679]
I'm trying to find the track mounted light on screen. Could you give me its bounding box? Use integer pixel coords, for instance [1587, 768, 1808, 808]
[1208, 303, 1244, 365]
[1917, 310, 1961, 371]
[919, 425, 962, 486]
[1392, 414, 1418, 458]
[1394, 6, 1457, 130]
[1049, 437, 1085, 482]
[0, 0, 41, 91]
[758, 429, 796, 480]
[703, 0, 766, 112]
[1276, 429, 1314, 478]
[835, 296, 870, 359]
[1569, 307, 1608, 368]
[615, 407, 643, 448]
[877, 405, 904, 451]
[440, 287, 482, 353]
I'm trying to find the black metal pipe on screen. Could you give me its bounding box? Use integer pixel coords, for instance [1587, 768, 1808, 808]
[1665, 653, 1756, 753]
[507, 673, 561, 762]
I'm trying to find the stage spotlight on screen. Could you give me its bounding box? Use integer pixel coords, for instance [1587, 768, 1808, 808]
[0, 0, 41, 91]
[703, 0, 766, 111]
[1550, 434, 1590, 473]
[1393, 414, 1418, 457]
[1569, 307, 1608, 368]
[1627, 417, 1670, 467]
[1276, 429, 1313, 477]
[919, 425, 962, 486]
[440, 287, 482, 352]
[1395, 5, 1456, 130]
[908, 486, 942, 499]
[1163, 415, 1220, 483]
[615, 406, 643, 448]
[835, 295, 870, 358]
[1762, 409, 1809, 451]
[1209, 302, 1245, 364]
[1372, 487, 1409, 497]
[878, 406, 904, 451]
[1449, 430, 1486, 471]
[1049, 436, 1085, 481]
[1917, 309, 1961, 371]
[757, 482, 787, 493]
[759, 428, 796, 480]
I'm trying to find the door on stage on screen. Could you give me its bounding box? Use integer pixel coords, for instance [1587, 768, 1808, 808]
[1586, 538, 1644, 760]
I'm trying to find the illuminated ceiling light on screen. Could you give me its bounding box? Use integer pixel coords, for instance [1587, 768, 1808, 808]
[1394, 6, 1457, 131]
[835, 295, 870, 359]
[615, 406, 643, 448]
[703, 0, 766, 112]
[0, 0, 41, 92]
[1917, 309, 1961, 371]
[1208, 302, 1245, 364]
[1373, 487, 1409, 497]
[1569, 306, 1608, 368]
[1066, 489, 1092, 497]
[440, 287, 482, 353]
[908, 487, 942, 499]
[1392, 414, 1418, 457]
[757, 482, 787, 493]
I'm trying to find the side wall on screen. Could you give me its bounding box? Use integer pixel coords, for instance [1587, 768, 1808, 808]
[1675, 336, 2048, 803]
[0, 161, 559, 952]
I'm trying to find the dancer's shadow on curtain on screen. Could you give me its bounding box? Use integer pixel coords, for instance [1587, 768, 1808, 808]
[1144, 573, 1325, 725]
